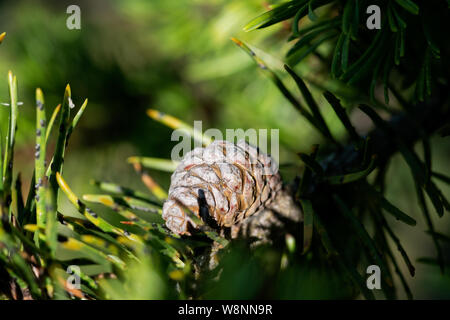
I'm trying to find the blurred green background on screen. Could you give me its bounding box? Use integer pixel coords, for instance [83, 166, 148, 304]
[0, 0, 449, 299]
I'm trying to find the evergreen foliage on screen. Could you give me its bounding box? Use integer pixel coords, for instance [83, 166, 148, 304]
[0, 1, 449, 299]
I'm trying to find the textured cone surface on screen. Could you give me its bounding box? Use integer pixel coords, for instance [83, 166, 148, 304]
[163, 140, 282, 235]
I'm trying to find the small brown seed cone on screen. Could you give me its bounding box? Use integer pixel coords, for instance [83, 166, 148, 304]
[162, 140, 283, 235]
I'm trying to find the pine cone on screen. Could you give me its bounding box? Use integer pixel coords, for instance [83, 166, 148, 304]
[162, 140, 282, 235]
